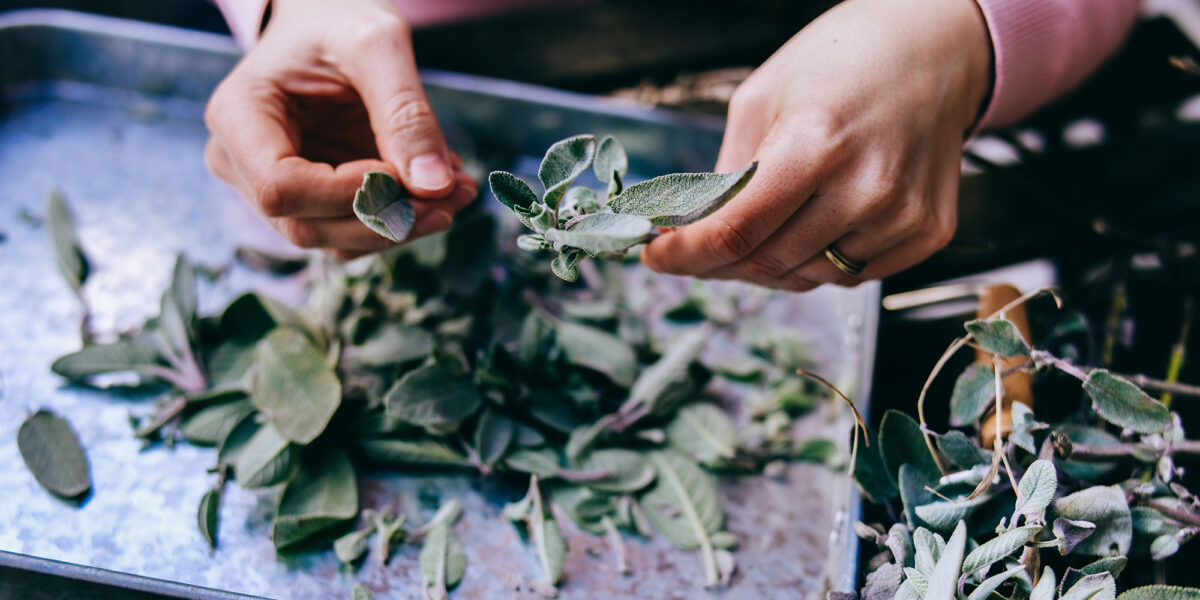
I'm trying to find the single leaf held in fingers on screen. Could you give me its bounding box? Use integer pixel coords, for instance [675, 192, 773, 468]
[607, 162, 757, 226]
[354, 171, 416, 243]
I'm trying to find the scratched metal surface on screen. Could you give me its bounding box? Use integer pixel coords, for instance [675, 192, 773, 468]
[0, 11, 876, 600]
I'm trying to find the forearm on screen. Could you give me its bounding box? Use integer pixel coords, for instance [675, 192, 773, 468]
[975, 0, 1142, 129]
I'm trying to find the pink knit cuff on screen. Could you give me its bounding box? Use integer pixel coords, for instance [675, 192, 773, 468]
[974, 0, 1141, 130]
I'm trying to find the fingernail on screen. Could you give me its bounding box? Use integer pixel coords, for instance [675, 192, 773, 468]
[408, 153, 453, 192]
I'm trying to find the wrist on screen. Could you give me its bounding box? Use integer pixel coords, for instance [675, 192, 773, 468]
[953, 0, 996, 134]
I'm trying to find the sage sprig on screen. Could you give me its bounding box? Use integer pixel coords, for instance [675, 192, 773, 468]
[488, 134, 756, 281]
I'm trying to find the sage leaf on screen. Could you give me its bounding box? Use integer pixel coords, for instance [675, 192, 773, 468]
[1056, 425, 1122, 481]
[879, 409, 941, 487]
[356, 439, 473, 469]
[334, 523, 374, 564]
[1050, 485, 1132, 556]
[384, 363, 482, 434]
[593, 135, 628, 188]
[914, 495, 988, 533]
[621, 325, 712, 417]
[539, 134, 596, 210]
[160, 255, 199, 355]
[894, 580, 919, 600]
[913, 528, 942, 576]
[51, 338, 163, 383]
[562, 186, 602, 215]
[550, 250, 581, 282]
[352, 584, 376, 600]
[1117, 586, 1200, 600]
[542, 213, 653, 254]
[1150, 533, 1180, 560]
[181, 399, 254, 446]
[420, 521, 466, 599]
[641, 450, 724, 550]
[1031, 566, 1058, 600]
[665, 402, 737, 464]
[1083, 370, 1170, 434]
[251, 327, 341, 444]
[517, 234, 551, 252]
[527, 480, 567, 586]
[576, 449, 656, 493]
[862, 562, 902, 600]
[1082, 556, 1127, 578]
[489, 171, 538, 213]
[234, 245, 308, 275]
[937, 430, 990, 470]
[505, 448, 561, 478]
[555, 320, 638, 387]
[234, 424, 299, 489]
[898, 465, 936, 528]
[1060, 573, 1117, 600]
[198, 487, 221, 548]
[564, 418, 613, 465]
[967, 564, 1026, 600]
[962, 525, 1041, 573]
[473, 409, 515, 468]
[853, 425, 898, 504]
[216, 413, 258, 467]
[608, 162, 756, 226]
[1015, 459, 1058, 517]
[354, 171, 415, 243]
[1010, 401, 1038, 454]
[964, 318, 1031, 357]
[949, 364, 996, 426]
[925, 520, 967, 600]
[46, 189, 89, 293]
[347, 323, 434, 368]
[18, 410, 91, 498]
[273, 449, 358, 551]
[1054, 518, 1097, 555]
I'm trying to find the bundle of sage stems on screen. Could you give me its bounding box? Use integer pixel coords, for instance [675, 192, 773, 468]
[33, 135, 845, 599]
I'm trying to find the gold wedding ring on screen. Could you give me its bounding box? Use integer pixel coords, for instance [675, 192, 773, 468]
[823, 244, 866, 276]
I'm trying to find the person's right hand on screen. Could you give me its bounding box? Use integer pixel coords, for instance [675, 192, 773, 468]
[204, 0, 477, 260]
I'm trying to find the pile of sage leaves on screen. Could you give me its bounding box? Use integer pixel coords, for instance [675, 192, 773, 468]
[42, 137, 837, 598]
[842, 290, 1200, 600]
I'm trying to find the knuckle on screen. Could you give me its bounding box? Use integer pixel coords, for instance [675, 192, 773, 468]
[348, 16, 410, 51]
[728, 81, 765, 116]
[893, 199, 926, 235]
[737, 252, 790, 281]
[779, 271, 819, 293]
[703, 217, 756, 263]
[255, 176, 291, 218]
[383, 89, 438, 138]
[280, 219, 321, 249]
[924, 214, 956, 250]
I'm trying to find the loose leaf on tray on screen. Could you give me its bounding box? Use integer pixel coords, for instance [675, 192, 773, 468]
[198, 487, 221, 548]
[641, 450, 724, 550]
[1083, 370, 1170, 434]
[273, 449, 358, 551]
[251, 327, 342, 444]
[51, 338, 163, 382]
[356, 438, 473, 469]
[46, 188, 89, 293]
[620, 325, 712, 418]
[575, 449, 656, 493]
[383, 363, 482, 434]
[607, 162, 757, 226]
[354, 171, 416, 243]
[181, 399, 255, 446]
[554, 320, 638, 388]
[420, 521, 467, 600]
[472, 408, 515, 468]
[963, 318, 1031, 357]
[18, 409, 91, 498]
[538, 134, 597, 210]
[665, 402, 737, 464]
[235, 423, 300, 489]
[542, 213, 654, 254]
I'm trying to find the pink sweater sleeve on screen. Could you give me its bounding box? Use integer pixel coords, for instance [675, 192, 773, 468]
[974, 0, 1142, 129]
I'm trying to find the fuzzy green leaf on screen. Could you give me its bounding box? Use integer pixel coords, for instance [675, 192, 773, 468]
[879, 409, 941, 487]
[555, 320, 638, 387]
[853, 425, 897, 504]
[505, 448, 561, 478]
[543, 213, 653, 254]
[488, 171, 538, 212]
[967, 564, 1026, 600]
[1031, 567, 1058, 600]
[964, 318, 1031, 357]
[353, 171, 415, 243]
[621, 325, 712, 415]
[420, 521, 466, 599]
[383, 363, 482, 434]
[46, 189, 89, 293]
[1050, 485, 1131, 556]
[937, 430, 991, 470]
[577, 449, 656, 493]
[550, 250, 581, 282]
[272, 449, 358, 551]
[641, 450, 724, 550]
[1015, 459, 1058, 517]
[608, 162, 756, 226]
[234, 424, 299, 489]
[198, 487, 221, 548]
[593, 135, 628, 185]
[1083, 370, 1170, 434]
[473, 409, 515, 468]
[926, 521, 967, 600]
[181, 399, 254, 446]
[949, 363, 996, 426]
[356, 438, 473, 469]
[347, 323, 434, 368]
[914, 495, 989, 533]
[1117, 586, 1200, 600]
[18, 410, 91, 498]
[251, 328, 341, 444]
[962, 525, 1041, 574]
[1061, 573, 1117, 600]
[665, 402, 737, 465]
[539, 134, 596, 210]
[334, 524, 373, 564]
[51, 338, 163, 382]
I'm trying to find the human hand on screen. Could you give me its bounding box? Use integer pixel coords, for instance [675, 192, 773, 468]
[204, 0, 477, 260]
[640, 0, 992, 290]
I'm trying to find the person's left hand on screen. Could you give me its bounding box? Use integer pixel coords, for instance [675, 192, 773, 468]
[640, 0, 993, 290]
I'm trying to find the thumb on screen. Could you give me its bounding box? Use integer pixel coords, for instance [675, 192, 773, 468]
[344, 25, 454, 198]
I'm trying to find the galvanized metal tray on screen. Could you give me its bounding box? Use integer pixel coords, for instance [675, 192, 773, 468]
[0, 10, 877, 599]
